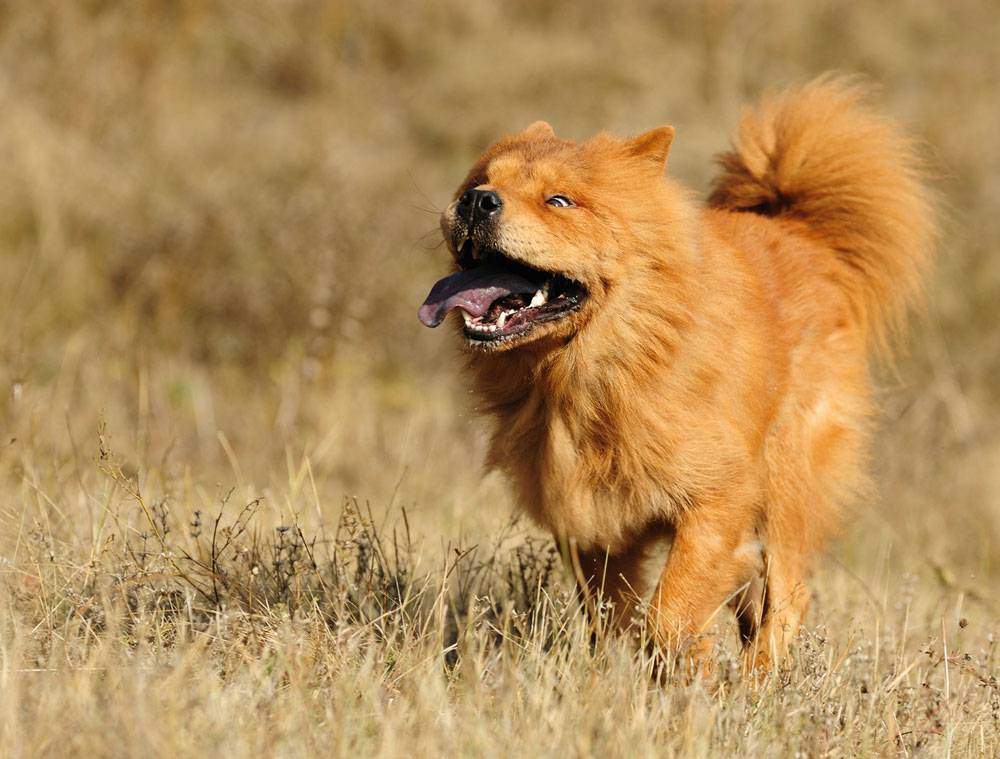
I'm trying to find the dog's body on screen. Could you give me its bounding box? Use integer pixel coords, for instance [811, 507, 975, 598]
[419, 77, 935, 671]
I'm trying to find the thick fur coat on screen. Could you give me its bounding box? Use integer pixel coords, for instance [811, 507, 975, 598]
[423, 76, 936, 671]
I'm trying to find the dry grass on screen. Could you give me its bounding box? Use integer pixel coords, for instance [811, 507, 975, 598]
[0, 1, 997, 755]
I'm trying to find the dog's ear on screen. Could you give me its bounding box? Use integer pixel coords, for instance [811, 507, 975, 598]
[522, 120, 556, 140]
[626, 126, 675, 170]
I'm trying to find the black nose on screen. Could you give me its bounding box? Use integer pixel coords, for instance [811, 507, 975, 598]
[456, 188, 503, 226]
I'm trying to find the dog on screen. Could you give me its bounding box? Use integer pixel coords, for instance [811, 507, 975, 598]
[418, 76, 936, 673]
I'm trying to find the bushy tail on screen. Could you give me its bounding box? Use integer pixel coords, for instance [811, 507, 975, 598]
[708, 75, 937, 353]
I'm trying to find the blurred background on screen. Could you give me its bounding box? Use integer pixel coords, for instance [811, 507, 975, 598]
[0, 0, 997, 582]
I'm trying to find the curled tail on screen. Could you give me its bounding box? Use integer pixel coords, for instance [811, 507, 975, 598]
[708, 75, 937, 352]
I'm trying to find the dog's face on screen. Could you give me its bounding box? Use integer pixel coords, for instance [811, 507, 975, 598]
[418, 121, 676, 353]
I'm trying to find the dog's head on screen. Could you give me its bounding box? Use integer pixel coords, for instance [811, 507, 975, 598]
[419, 120, 683, 353]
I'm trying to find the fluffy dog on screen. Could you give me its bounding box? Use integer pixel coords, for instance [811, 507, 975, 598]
[418, 76, 936, 672]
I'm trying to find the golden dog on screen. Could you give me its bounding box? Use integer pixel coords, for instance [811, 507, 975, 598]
[418, 76, 936, 672]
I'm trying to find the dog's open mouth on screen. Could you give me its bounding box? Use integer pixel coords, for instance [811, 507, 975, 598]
[418, 242, 587, 344]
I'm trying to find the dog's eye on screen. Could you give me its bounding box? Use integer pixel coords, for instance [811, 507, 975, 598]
[545, 195, 574, 208]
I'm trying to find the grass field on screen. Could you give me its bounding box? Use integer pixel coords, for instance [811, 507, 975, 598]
[0, 1, 997, 755]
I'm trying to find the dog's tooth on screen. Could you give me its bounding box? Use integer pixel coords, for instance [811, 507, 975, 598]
[462, 311, 473, 327]
[529, 290, 546, 308]
[497, 312, 507, 329]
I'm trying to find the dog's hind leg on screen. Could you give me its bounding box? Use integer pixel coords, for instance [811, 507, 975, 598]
[744, 543, 812, 673]
[727, 538, 766, 647]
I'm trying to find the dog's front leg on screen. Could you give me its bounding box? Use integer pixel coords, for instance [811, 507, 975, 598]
[568, 528, 671, 638]
[646, 497, 760, 676]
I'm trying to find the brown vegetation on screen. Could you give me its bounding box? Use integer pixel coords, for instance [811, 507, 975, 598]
[0, 1, 996, 755]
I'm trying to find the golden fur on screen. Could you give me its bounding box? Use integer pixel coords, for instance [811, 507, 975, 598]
[431, 76, 936, 672]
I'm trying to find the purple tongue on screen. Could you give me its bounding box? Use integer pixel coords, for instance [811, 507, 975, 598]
[418, 263, 539, 328]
